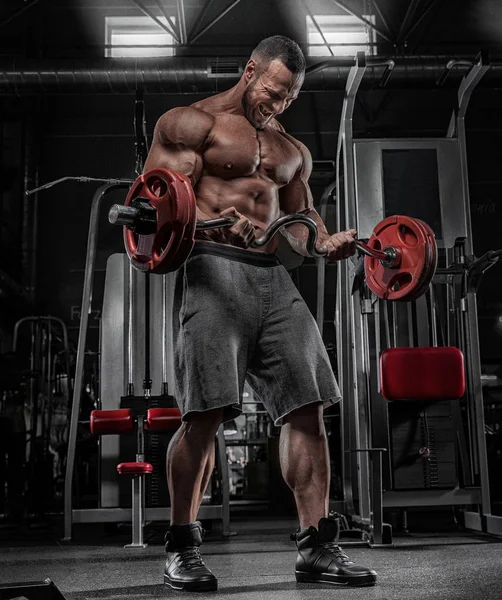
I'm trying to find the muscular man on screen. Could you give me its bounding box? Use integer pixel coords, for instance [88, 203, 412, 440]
[144, 35, 377, 592]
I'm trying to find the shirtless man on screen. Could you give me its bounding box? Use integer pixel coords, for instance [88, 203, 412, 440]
[143, 35, 377, 592]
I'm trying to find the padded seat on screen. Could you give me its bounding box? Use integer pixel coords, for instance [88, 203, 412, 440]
[89, 410, 152, 548]
[117, 460, 153, 549]
[145, 407, 182, 431]
[380, 346, 466, 401]
[117, 461, 153, 476]
[90, 408, 134, 435]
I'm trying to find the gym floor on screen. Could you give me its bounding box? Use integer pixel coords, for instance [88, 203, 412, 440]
[1, 517, 502, 600]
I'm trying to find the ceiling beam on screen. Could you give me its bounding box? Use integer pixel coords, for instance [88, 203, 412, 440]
[190, 0, 245, 45]
[188, 0, 215, 43]
[300, 0, 334, 57]
[177, 0, 188, 45]
[396, 0, 422, 46]
[370, 0, 394, 39]
[0, 0, 42, 32]
[406, 0, 440, 41]
[131, 0, 180, 44]
[329, 0, 393, 44]
[408, 1, 442, 54]
[153, 0, 179, 43]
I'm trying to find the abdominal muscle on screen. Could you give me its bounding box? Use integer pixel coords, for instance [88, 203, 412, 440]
[194, 174, 282, 254]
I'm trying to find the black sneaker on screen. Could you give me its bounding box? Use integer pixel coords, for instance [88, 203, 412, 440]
[293, 517, 377, 587]
[164, 521, 217, 592]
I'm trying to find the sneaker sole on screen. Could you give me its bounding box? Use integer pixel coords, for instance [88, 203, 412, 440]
[164, 574, 218, 592]
[296, 570, 377, 587]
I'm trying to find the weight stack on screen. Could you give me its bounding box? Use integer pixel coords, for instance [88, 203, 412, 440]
[388, 401, 457, 490]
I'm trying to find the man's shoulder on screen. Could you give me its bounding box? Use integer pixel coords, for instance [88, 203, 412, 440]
[153, 105, 215, 148]
[161, 105, 214, 123]
[156, 105, 215, 136]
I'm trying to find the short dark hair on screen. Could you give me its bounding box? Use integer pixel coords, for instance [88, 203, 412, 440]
[251, 35, 305, 75]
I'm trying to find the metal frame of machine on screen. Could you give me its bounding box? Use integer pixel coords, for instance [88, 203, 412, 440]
[334, 51, 502, 542]
[63, 183, 231, 541]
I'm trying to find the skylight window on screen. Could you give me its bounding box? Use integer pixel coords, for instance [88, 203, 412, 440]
[307, 15, 376, 57]
[105, 16, 176, 58]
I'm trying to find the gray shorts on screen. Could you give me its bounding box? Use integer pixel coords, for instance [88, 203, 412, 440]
[172, 241, 341, 426]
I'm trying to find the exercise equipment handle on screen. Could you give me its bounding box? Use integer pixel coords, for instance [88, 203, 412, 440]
[251, 214, 325, 257]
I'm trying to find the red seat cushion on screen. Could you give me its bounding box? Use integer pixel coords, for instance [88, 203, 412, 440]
[145, 407, 182, 431]
[90, 409, 134, 435]
[380, 346, 465, 401]
[117, 462, 153, 475]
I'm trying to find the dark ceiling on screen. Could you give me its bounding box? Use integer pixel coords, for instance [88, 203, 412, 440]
[1, 0, 500, 59]
[0, 0, 500, 94]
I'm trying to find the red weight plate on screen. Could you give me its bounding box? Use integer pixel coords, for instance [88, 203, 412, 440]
[123, 170, 178, 272]
[123, 175, 154, 270]
[417, 219, 437, 277]
[176, 171, 197, 268]
[364, 215, 427, 300]
[156, 188, 196, 273]
[391, 217, 431, 302]
[402, 218, 438, 302]
[413, 231, 437, 299]
[151, 171, 197, 274]
[381, 216, 437, 302]
[364, 215, 430, 301]
[148, 169, 190, 272]
[122, 169, 197, 274]
[154, 172, 197, 273]
[378, 217, 437, 302]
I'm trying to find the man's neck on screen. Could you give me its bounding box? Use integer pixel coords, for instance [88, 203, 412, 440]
[218, 81, 246, 116]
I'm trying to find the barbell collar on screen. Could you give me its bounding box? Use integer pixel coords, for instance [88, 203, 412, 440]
[109, 201, 157, 235]
[380, 246, 399, 268]
[109, 204, 139, 226]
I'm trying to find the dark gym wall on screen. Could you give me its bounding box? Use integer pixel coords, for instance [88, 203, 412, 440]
[466, 89, 502, 362]
[1, 0, 502, 361]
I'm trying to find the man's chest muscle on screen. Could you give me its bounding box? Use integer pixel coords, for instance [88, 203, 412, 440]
[202, 116, 301, 186]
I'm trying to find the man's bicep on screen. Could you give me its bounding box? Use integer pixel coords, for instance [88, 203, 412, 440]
[279, 177, 312, 214]
[143, 141, 204, 184]
[279, 138, 315, 214]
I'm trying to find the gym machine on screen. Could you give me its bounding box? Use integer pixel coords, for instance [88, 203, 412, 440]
[334, 51, 502, 543]
[61, 91, 232, 542]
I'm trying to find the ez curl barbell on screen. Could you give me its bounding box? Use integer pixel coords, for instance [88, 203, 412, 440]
[108, 168, 437, 302]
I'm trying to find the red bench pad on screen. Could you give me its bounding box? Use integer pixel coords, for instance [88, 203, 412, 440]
[117, 462, 153, 475]
[145, 408, 182, 431]
[380, 346, 465, 401]
[90, 409, 134, 435]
